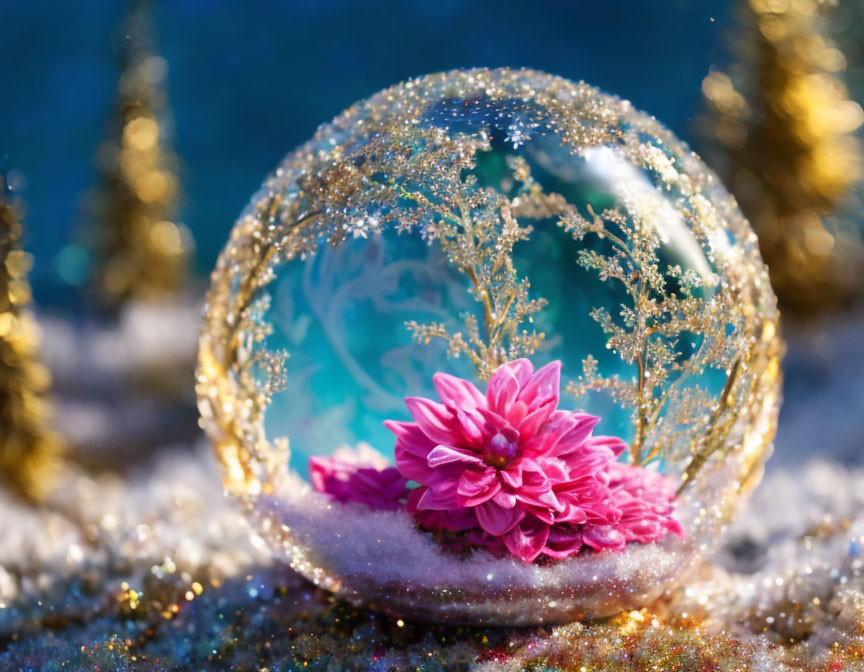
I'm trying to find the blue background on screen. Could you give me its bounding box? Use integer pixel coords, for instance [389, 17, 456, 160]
[0, 0, 730, 305]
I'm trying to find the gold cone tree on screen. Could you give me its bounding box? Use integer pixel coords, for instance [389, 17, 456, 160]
[0, 177, 63, 501]
[700, 0, 864, 317]
[89, 0, 192, 308]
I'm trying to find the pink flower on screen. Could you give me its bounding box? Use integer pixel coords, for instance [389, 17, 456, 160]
[384, 358, 673, 562]
[309, 358, 683, 563]
[309, 444, 408, 511]
[605, 461, 684, 543]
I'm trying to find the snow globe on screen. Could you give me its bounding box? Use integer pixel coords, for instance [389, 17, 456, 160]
[197, 68, 782, 625]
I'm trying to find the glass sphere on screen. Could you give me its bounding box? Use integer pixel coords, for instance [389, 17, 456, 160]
[197, 68, 782, 625]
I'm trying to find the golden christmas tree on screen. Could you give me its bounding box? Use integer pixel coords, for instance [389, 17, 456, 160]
[700, 0, 864, 316]
[0, 177, 63, 501]
[88, 0, 191, 308]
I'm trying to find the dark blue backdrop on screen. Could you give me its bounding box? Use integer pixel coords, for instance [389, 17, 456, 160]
[0, 0, 731, 305]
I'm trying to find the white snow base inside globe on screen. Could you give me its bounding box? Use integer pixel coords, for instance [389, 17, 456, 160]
[246, 447, 754, 625]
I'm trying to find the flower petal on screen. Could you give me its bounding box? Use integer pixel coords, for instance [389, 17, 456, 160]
[505, 400, 528, 427]
[492, 489, 517, 509]
[537, 457, 569, 483]
[457, 467, 501, 506]
[516, 399, 557, 438]
[519, 430, 560, 459]
[503, 517, 550, 563]
[582, 501, 621, 525]
[476, 408, 515, 441]
[501, 358, 535, 387]
[476, 501, 524, 536]
[410, 488, 480, 531]
[556, 501, 588, 524]
[499, 464, 522, 489]
[416, 482, 458, 511]
[516, 488, 561, 511]
[543, 526, 584, 559]
[582, 525, 626, 551]
[517, 360, 561, 411]
[527, 506, 556, 525]
[486, 365, 521, 416]
[551, 412, 602, 456]
[404, 396, 461, 445]
[516, 468, 562, 511]
[456, 409, 487, 449]
[308, 456, 334, 493]
[385, 420, 437, 483]
[434, 508, 479, 532]
[394, 452, 436, 484]
[405, 485, 425, 513]
[433, 372, 486, 411]
[583, 434, 628, 458]
[427, 444, 484, 468]
[384, 420, 434, 456]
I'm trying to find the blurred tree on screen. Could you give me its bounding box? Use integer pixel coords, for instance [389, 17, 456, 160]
[699, 0, 864, 317]
[87, 0, 192, 309]
[0, 176, 63, 501]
